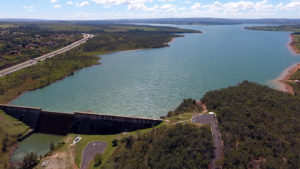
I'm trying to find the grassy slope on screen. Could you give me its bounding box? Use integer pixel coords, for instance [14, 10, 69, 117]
[0, 110, 30, 169]
[202, 81, 300, 169]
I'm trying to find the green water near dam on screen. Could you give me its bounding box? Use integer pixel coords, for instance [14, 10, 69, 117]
[11, 133, 63, 162]
[10, 24, 300, 161]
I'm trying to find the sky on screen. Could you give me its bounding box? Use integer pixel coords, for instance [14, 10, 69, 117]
[0, 0, 300, 20]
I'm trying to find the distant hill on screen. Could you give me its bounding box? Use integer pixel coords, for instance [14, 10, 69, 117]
[1, 18, 300, 25]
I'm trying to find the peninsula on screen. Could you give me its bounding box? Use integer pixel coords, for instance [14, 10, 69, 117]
[246, 25, 300, 95]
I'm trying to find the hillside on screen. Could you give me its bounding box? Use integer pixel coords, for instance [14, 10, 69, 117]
[0, 110, 30, 169]
[202, 81, 300, 169]
[102, 124, 214, 169]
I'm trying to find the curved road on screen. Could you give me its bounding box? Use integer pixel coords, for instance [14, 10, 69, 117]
[0, 33, 94, 77]
[192, 114, 223, 169]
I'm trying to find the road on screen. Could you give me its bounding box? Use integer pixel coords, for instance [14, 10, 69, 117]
[192, 114, 223, 169]
[80, 141, 107, 169]
[0, 33, 94, 77]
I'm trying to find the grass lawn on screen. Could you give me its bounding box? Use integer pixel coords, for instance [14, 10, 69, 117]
[0, 110, 30, 169]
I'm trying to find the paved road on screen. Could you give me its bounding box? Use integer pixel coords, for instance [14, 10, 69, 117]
[0, 33, 94, 77]
[80, 141, 107, 169]
[192, 114, 223, 169]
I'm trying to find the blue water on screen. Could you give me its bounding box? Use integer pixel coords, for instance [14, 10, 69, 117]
[12, 24, 300, 118]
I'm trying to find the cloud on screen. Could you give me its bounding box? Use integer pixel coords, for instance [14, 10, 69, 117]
[51, 0, 58, 3]
[128, 3, 158, 12]
[23, 5, 35, 12]
[158, 0, 175, 2]
[91, 0, 150, 5]
[53, 5, 61, 8]
[67, 1, 74, 5]
[76, 1, 90, 7]
[279, 0, 300, 10]
[190, 2, 201, 10]
[160, 4, 176, 12]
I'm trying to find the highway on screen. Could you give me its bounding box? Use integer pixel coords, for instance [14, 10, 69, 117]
[0, 33, 94, 77]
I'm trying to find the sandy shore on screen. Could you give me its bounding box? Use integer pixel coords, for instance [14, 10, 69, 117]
[273, 63, 300, 94]
[288, 34, 300, 55]
[273, 34, 300, 94]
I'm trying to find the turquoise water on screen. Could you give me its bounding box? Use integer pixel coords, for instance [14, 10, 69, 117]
[12, 24, 300, 118]
[11, 133, 63, 162]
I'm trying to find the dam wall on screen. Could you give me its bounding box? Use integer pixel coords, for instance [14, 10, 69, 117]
[36, 111, 74, 135]
[73, 112, 163, 134]
[0, 104, 41, 128]
[0, 104, 163, 135]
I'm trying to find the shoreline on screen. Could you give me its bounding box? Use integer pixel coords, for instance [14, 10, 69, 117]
[5, 36, 178, 105]
[274, 34, 300, 94]
[288, 34, 300, 55]
[273, 62, 300, 94]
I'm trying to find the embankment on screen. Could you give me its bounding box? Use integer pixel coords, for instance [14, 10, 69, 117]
[0, 104, 163, 135]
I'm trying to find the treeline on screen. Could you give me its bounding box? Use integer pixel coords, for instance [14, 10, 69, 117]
[0, 45, 100, 103]
[202, 81, 300, 169]
[102, 124, 214, 169]
[84, 32, 179, 53]
[167, 98, 203, 117]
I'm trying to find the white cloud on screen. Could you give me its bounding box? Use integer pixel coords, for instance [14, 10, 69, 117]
[76, 1, 90, 7]
[190, 2, 201, 10]
[128, 3, 158, 12]
[279, 0, 300, 10]
[53, 5, 61, 8]
[160, 4, 176, 12]
[91, 0, 151, 5]
[158, 0, 175, 2]
[23, 5, 35, 12]
[67, 1, 74, 5]
[51, 0, 58, 3]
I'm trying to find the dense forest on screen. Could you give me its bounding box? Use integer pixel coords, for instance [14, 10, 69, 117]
[102, 124, 214, 169]
[202, 81, 300, 169]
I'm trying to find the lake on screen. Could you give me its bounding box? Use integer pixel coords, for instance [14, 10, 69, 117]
[10, 24, 300, 162]
[12, 24, 300, 118]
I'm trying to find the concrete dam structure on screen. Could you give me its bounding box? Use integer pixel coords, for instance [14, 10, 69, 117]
[0, 104, 163, 135]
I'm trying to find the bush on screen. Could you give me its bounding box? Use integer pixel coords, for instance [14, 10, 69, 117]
[112, 139, 118, 147]
[93, 153, 102, 167]
[19, 152, 39, 169]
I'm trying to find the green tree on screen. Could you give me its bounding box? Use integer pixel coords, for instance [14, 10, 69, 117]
[19, 152, 38, 169]
[112, 139, 118, 147]
[49, 141, 54, 151]
[93, 153, 102, 167]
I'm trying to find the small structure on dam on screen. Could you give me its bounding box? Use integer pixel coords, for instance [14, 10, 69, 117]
[0, 104, 163, 135]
